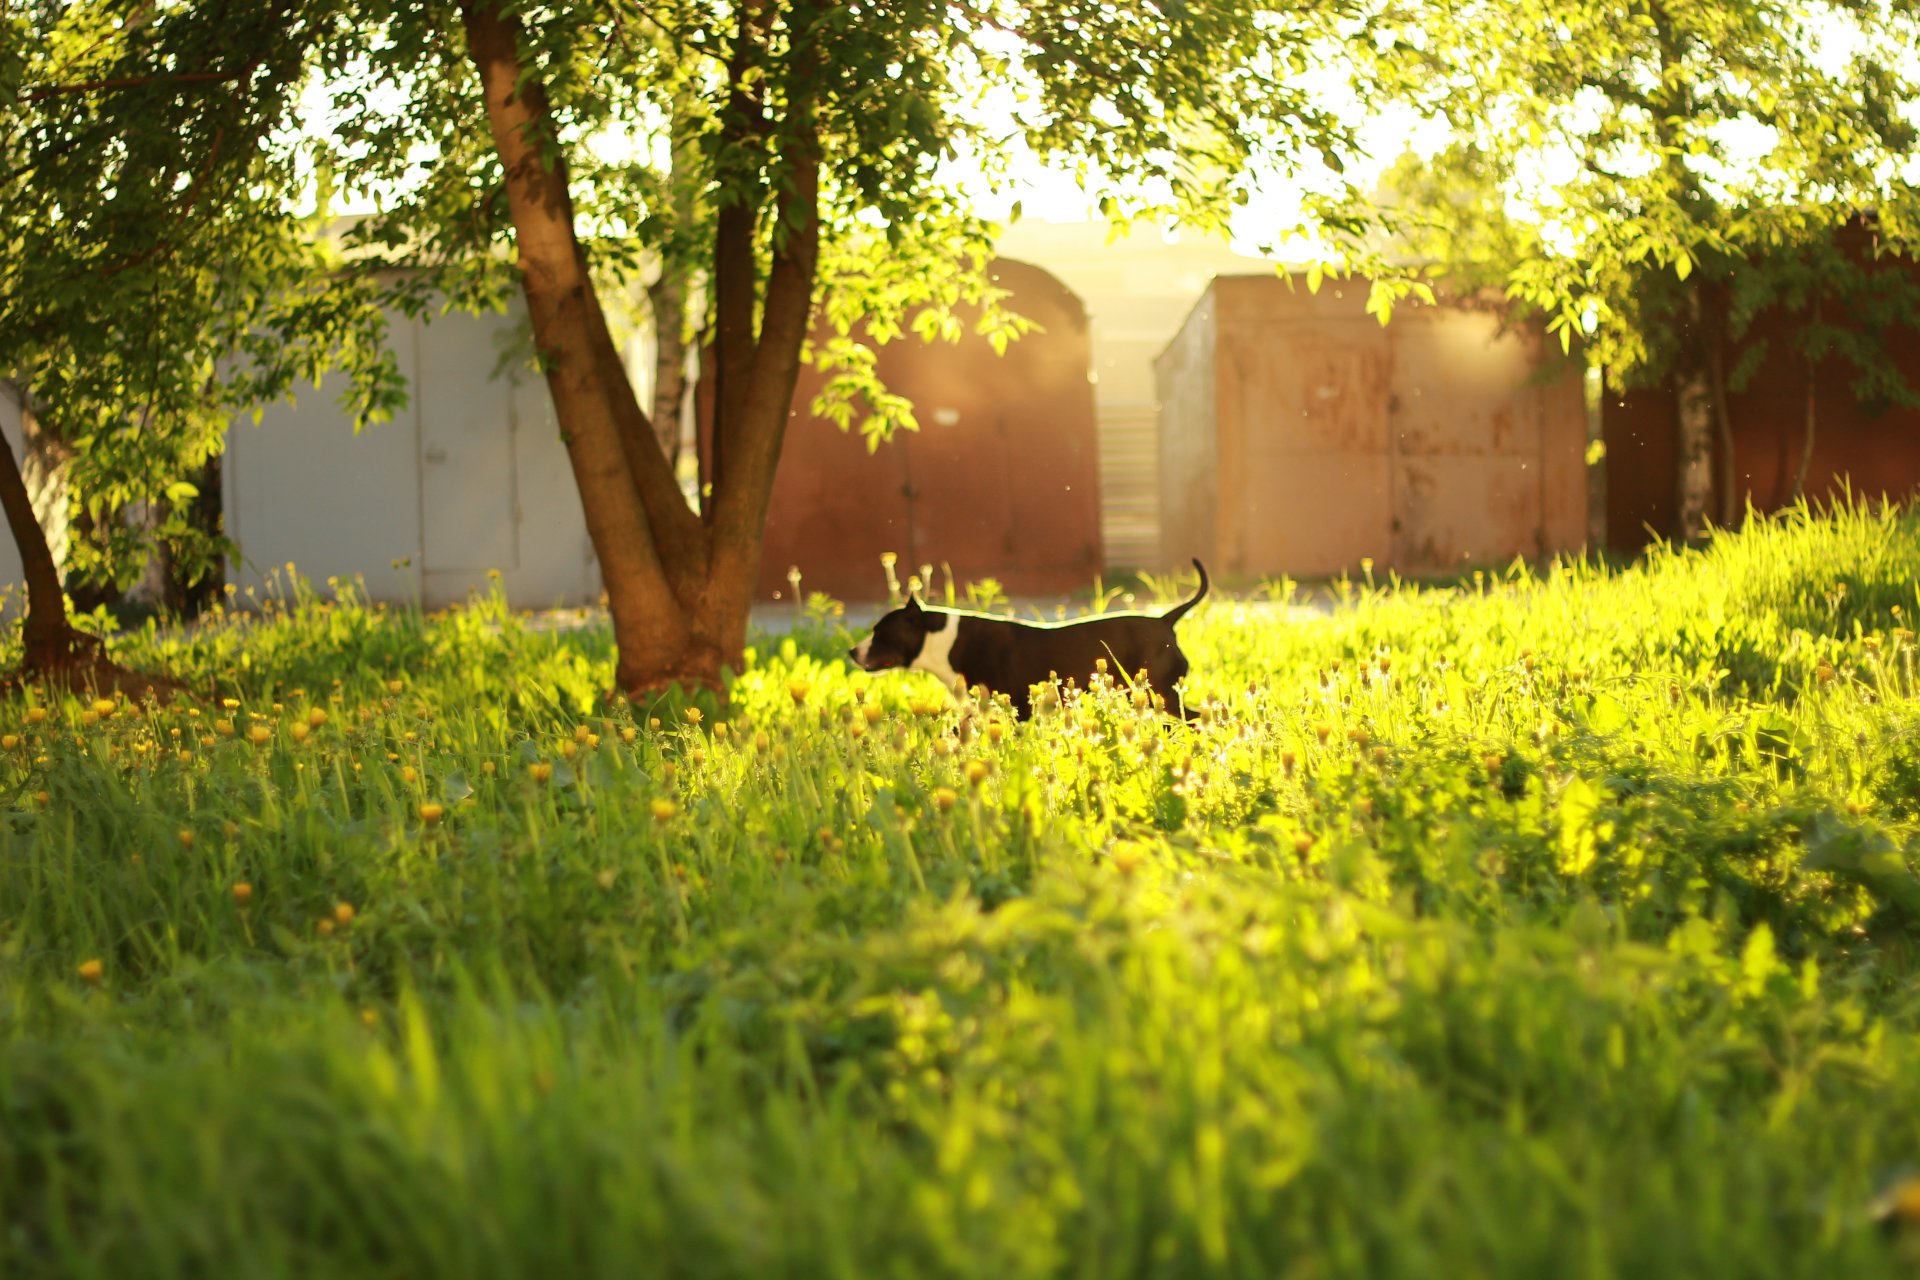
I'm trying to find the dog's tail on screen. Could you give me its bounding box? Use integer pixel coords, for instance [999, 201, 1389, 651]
[1159, 559, 1210, 627]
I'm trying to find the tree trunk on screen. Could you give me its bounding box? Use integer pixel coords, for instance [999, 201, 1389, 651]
[461, 1, 819, 702]
[1792, 354, 1817, 503]
[1708, 326, 1740, 528]
[1674, 289, 1716, 541]
[461, 0, 722, 696]
[648, 274, 688, 468]
[0, 394, 185, 696]
[647, 97, 699, 470]
[0, 398, 83, 667]
[1790, 293, 1822, 503]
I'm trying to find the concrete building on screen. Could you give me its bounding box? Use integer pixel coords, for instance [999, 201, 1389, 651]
[223, 302, 605, 610]
[994, 219, 1277, 570]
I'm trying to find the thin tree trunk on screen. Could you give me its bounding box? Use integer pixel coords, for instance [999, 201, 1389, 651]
[1674, 288, 1716, 541]
[648, 97, 699, 470]
[1708, 326, 1739, 528]
[1792, 351, 1817, 503]
[648, 276, 688, 468]
[1790, 292, 1821, 503]
[0, 398, 82, 666]
[0, 393, 187, 695]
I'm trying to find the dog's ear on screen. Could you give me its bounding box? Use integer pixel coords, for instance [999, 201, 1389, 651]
[904, 594, 924, 619]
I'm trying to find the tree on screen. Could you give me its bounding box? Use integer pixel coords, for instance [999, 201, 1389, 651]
[2, 1, 398, 693]
[313, 0, 1376, 697]
[13, 1, 1389, 699]
[1374, 0, 1920, 538]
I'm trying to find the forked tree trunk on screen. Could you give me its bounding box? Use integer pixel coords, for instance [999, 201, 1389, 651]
[461, 0, 818, 700]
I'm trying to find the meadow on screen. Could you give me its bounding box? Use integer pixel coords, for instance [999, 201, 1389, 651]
[3, 502, 1920, 1279]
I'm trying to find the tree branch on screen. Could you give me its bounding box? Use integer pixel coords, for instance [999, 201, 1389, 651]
[712, 8, 822, 555]
[21, 70, 249, 102]
[706, 0, 775, 515]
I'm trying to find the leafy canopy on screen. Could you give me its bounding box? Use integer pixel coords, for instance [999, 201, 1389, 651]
[2, 1, 399, 587]
[1373, 0, 1920, 375]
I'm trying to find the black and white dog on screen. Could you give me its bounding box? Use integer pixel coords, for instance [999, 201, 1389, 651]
[849, 560, 1209, 719]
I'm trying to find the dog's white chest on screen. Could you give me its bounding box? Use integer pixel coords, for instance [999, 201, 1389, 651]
[911, 621, 962, 689]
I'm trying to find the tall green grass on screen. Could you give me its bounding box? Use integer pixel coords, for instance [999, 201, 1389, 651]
[3, 501, 1919, 1278]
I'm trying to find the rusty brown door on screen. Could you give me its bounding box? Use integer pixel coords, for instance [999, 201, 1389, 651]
[1388, 310, 1546, 572]
[901, 408, 1017, 588]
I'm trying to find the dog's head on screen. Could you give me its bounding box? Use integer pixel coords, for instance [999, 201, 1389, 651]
[849, 596, 948, 671]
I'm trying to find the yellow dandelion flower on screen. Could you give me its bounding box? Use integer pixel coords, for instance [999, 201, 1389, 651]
[684, 707, 704, 725]
[77, 958, 104, 982]
[965, 759, 990, 786]
[333, 902, 356, 925]
[619, 727, 637, 744]
[529, 762, 553, 783]
[248, 724, 271, 746]
[307, 708, 328, 727]
[232, 882, 253, 904]
[290, 722, 312, 744]
[25, 708, 46, 725]
[419, 802, 446, 825]
[650, 797, 679, 823]
[932, 787, 958, 812]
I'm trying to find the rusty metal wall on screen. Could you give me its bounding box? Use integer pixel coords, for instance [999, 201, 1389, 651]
[746, 258, 1103, 602]
[1603, 230, 1920, 550]
[1157, 275, 1587, 579]
[1603, 316, 1920, 552]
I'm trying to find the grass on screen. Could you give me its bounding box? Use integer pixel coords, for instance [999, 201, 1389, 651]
[4, 501, 1920, 1278]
